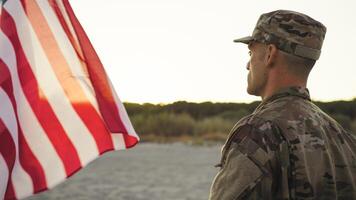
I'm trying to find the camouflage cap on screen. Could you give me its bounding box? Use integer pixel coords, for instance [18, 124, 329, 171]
[234, 10, 327, 60]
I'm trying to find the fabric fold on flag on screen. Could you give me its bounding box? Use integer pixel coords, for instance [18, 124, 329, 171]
[0, 0, 139, 199]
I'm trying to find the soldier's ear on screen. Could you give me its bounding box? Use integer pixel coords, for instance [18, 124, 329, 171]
[265, 44, 278, 67]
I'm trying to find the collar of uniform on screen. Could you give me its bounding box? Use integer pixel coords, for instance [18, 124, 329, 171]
[254, 86, 311, 112]
[264, 86, 311, 103]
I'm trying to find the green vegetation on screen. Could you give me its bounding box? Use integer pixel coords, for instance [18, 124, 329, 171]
[124, 99, 356, 143]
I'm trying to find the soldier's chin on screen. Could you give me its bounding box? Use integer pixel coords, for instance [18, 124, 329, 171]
[247, 86, 258, 96]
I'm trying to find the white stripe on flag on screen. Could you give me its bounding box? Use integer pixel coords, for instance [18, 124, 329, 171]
[36, 0, 99, 111]
[0, 88, 33, 199]
[0, 154, 8, 200]
[0, 27, 66, 191]
[111, 134, 126, 150]
[5, 0, 100, 167]
[11, 161, 34, 199]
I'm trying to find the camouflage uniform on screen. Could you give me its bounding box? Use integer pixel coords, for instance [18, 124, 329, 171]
[209, 10, 356, 200]
[209, 87, 356, 199]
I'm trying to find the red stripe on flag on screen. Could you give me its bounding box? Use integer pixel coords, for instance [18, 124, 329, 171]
[0, 120, 16, 197]
[123, 134, 140, 148]
[0, 121, 16, 166]
[0, 8, 81, 182]
[62, 0, 129, 135]
[4, 181, 16, 200]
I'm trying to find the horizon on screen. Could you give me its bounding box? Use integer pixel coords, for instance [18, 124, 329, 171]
[123, 96, 356, 106]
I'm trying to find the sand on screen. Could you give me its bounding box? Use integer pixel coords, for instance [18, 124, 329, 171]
[26, 143, 222, 200]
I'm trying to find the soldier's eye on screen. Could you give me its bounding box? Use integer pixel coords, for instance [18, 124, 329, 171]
[248, 51, 252, 56]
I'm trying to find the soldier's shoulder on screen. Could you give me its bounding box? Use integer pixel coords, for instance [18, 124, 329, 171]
[230, 115, 285, 152]
[233, 113, 278, 134]
[254, 96, 315, 123]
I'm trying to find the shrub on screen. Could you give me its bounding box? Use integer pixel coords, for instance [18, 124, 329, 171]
[218, 109, 249, 122]
[194, 117, 233, 137]
[130, 112, 195, 137]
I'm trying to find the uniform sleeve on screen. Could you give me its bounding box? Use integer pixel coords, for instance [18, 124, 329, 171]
[209, 122, 282, 200]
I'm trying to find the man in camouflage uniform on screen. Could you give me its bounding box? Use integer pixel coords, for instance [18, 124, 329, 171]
[209, 10, 356, 200]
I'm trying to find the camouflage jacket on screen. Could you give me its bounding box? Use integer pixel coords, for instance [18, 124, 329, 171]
[209, 87, 356, 200]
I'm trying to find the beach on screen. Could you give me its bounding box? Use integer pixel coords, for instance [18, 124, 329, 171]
[26, 143, 221, 200]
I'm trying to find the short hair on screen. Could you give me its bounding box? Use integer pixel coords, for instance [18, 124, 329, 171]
[280, 51, 316, 78]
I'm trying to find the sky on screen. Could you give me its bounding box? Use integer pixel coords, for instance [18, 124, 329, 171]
[70, 0, 356, 104]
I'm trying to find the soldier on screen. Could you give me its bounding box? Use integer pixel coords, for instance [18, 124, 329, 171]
[209, 10, 356, 200]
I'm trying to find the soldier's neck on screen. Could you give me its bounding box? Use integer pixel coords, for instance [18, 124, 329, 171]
[260, 78, 307, 101]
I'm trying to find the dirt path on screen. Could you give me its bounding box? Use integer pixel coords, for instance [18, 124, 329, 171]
[26, 143, 222, 200]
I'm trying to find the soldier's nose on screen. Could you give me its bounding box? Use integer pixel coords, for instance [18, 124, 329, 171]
[246, 62, 250, 70]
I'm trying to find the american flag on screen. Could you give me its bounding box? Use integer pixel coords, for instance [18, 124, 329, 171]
[0, 0, 139, 199]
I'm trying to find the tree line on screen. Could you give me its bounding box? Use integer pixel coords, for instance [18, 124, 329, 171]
[124, 99, 356, 142]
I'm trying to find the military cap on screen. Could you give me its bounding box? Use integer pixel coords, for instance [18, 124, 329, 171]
[234, 10, 327, 60]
